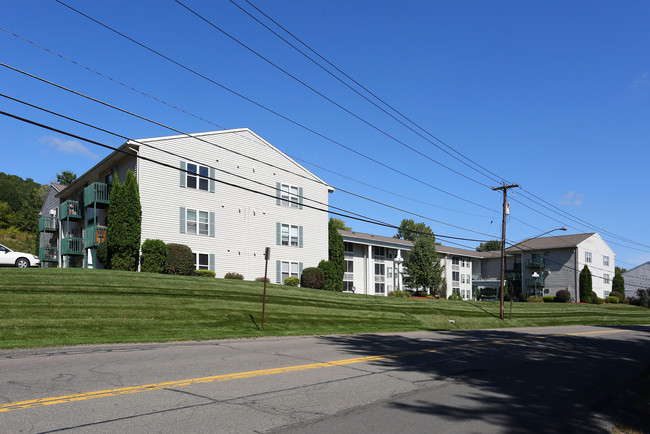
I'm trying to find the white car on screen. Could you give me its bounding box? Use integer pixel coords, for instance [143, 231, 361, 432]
[0, 244, 41, 268]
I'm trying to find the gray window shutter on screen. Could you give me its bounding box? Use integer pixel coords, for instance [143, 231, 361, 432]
[276, 222, 281, 245]
[276, 182, 281, 205]
[179, 207, 186, 233]
[276, 260, 281, 284]
[180, 161, 186, 187]
[209, 254, 215, 272]
[299, 226, 303, 248]
[209, 167, 215, 193]
[299, 262, 303, 279]
[209, 212, 215, 237]
[298, 187, 303, 209]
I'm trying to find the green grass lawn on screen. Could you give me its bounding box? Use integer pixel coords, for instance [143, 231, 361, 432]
[1, 268, 649, 349]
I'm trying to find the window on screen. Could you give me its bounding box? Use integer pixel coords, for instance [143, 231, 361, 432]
[279, 183, 300, 208]
[375, 283, 385, 294]
[186, 164, 209, 191]
[461, 258, 466, 267]
[194, 253, 209, 270]
[387, 266, 392, 278]
[375, 263, 385, 276]
[343, 281, 354, 292]
[281, 261, 299, 281]
[373, 246, 385, 257]
[345, 260, 353, 273]
[278, 223, 302, 247]
[181, 208, 213, 237]
[461, 274, 466, 284]
[603, 255, 610, 266]
[452, 257, 460, 265]
[452, 271, 460, 282]
[344, 242, 354, 254]
[585, 251, 592, 263]
[603, 273, 610, 284]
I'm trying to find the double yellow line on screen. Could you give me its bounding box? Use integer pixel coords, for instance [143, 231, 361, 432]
[0, 329, 627, 413]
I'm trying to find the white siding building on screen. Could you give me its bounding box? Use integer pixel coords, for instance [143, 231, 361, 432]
[38, 129, 332, 282]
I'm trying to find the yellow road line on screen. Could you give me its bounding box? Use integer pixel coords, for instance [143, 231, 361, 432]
[0, 328, 629, 413]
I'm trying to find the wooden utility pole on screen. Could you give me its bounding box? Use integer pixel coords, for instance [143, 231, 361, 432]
[492, 183, 519, 320]
[261, 247, 270, 331]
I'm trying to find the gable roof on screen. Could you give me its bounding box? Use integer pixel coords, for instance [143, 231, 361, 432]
[507, 233, 596, 252]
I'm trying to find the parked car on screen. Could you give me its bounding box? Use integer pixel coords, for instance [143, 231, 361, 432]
[0, 244, 40, 268]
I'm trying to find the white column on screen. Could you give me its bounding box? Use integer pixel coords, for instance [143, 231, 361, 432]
[396, 250, 403, 291]
[366, 244, 372, 295]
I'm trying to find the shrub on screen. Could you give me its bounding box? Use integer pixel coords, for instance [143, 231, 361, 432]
[284, 276, 300, 286]
[225, 272, 244, 280]
[165, 243, 194, 275]
[194, 269, 216, 278]
[518, 293, 529, 302]
[140, 239, 168, 273]
[448, 293, 461, 300]
[590, 291, 599, 305]
[605, 296, 619, 304]
[596, 297, 604, 305]
[642, 290, 650, 308]
[413, 290, 429, 297]
[555, 290, 571, 303]
[255, 277, 270, 283]
[97, 241, 109, 269]
[609, 291, 624, 302]
[388, 289, 411, 298]
[543, 296, 555, 303]
[301, 267, 324, 289]
[318, 260, 342, 291]
[528, 295, 543, 303]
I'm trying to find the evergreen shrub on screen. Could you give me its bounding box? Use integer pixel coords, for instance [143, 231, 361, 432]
[97, 241, 109, 269]
[609, 291, 624, 302]
[543, 296, 555, 303]
[194, 270, 215, 278]
[284, 276, 300, 286]
[140, 239, 168, 273]
[301, 267, 324, 289]
[555, 290, 571, 303]
[165, 243, 194, 276]
[605, 296, 619, 304]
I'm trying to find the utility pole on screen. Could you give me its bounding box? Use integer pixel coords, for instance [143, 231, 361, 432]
[492, 183, 519, 320]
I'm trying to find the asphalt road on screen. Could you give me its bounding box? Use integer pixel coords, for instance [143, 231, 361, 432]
[1, 325, 649, 433]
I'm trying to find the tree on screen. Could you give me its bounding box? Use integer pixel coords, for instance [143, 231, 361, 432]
[56, 171, 77, 186]
[318, 260, 341, 291]
[404, 235, 443, 294]
[476, 240, 502, 252]
[328, 218, 345, 291]
[612, 269, 625, 301]
[329, 218, 351, 231]
[615, 266, 627, 274]
[579, 265, 593, 303]
[394, 219, 433, 242]
[107, 170, 142, 271]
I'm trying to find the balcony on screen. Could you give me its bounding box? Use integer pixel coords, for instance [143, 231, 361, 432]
[505, 271, 522, 281]
[59, 200, 82, 220]
[39, 246, 58, 262]
[38, 216, 58, 232]
[85, 225, 107, 248]
[525, 258, 545, 268]
[526, 277, 545, 287]
[84, 182, 110, 207]
[61, 237, 83, 255]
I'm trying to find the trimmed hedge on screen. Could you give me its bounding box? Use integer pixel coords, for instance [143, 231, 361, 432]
[140, 239, 168, 273]
[605, 296, 619, 304]
[225, 272, 244, 280]
[388, 289, 411, 298]
[555, 289, 571, 303]
[284, 276, 300, 286]
[165, 243, 194, 276]
[301, 267, 324, 289]
[610, 291, 624, 302]
[194, 269, 216, 278]
[543, 296, 555, 303]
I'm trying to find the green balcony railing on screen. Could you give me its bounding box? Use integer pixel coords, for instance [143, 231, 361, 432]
[60, 200, 82, 220]
[525, 258, 545, 268]
[85, 225, 107, 248]
[84, 182, 110, 207]
[526, 277, 545, 287]
[39, 215, 58, 232]
[39, 246, 58, 262]
[505, 271, 521, 281]
[61, 237, 83, 255]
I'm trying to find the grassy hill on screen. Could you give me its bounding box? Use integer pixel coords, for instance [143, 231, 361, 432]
[2, 268, 649, 349]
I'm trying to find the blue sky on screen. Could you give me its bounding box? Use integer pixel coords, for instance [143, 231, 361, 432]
[2, 0, 649, 268]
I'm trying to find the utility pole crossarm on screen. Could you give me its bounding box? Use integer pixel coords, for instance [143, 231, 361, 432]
[491, 183, 520, 320]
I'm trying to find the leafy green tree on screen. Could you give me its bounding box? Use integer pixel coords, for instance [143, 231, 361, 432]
[394, 219, 433, 242]
[328, 218, 344, 291]
[612, 269, 625, 301]
[329, 218, 351, 231]
[615, 266, 627, 274]
[404, 235, 443, 294]
[107, 170, 142, 271]
[579, 265, 593, 303]
[318, 260, 342, 291]
[476, 240, 502, 252]
[140, 239, 169, 273]
[56, 171, 77, 186]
